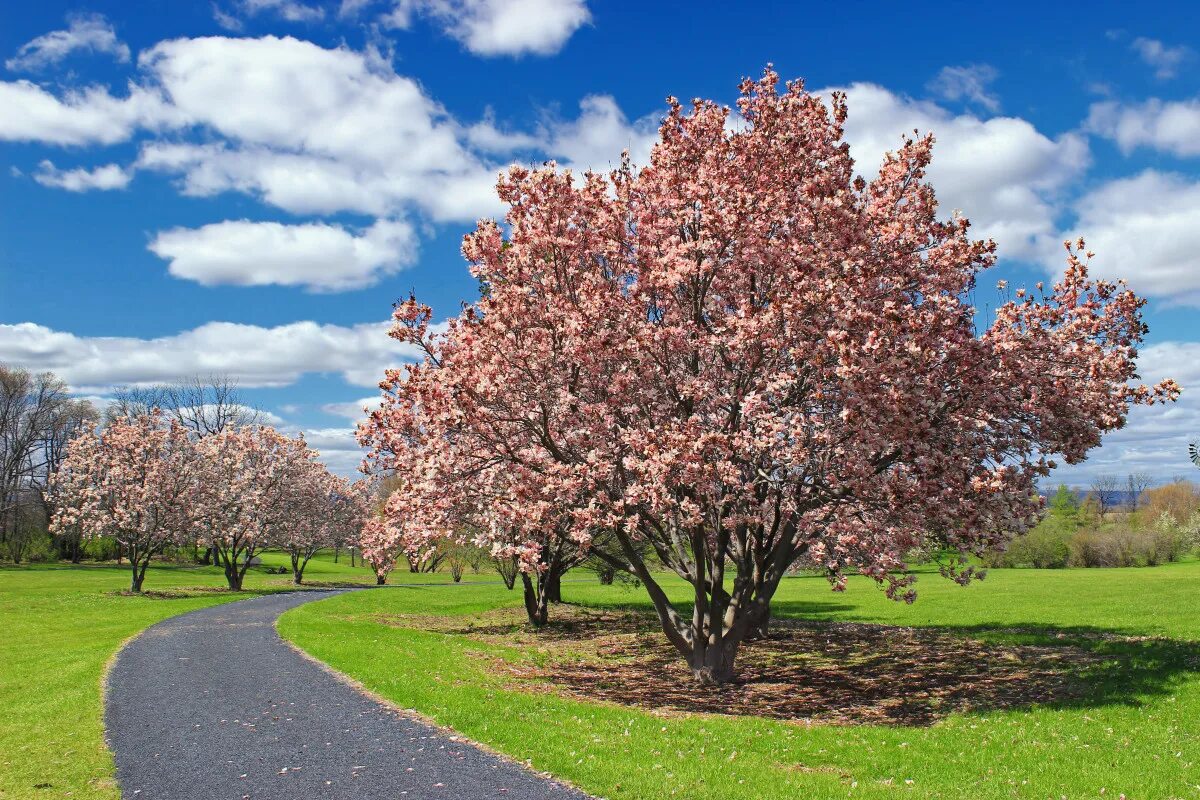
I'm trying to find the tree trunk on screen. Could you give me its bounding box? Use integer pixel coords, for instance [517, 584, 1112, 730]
[597, 565, 615, 585]
[291, 552, 304, 585]
[375, 573, 386, 585]
[690, 643, 738, 686]
[521, 573, 549, 626]
[544, 570, 562, 603]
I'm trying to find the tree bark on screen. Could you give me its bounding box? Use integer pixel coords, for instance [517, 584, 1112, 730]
[375, 573, 386, 585]
[544, 570, 562, 603]
[521, 573, 549, 626]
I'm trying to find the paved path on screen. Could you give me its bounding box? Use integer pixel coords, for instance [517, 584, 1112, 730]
[105, 590, 590, 799]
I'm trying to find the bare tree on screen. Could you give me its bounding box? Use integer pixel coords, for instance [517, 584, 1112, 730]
[1089, 474, 1121, 519]
[108, 375, 260, 435]
[0, 366, 95, 562]
[1126, 472, 1154, 513]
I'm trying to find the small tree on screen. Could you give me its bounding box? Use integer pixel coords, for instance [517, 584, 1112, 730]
[50, 411, 197, 592]
[359, 516, 400, 585]
[1090, 475, 1121, 518]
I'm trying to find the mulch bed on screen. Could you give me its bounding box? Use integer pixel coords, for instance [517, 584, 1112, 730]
[375, 606, 1107, 726]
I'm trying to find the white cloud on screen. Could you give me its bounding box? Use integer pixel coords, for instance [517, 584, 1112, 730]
[6, 13, 130, 72]
[543, 94, 660, 171]
[132, 35, 500, 221]
[1086, 98, 1200, 158]
[1050, 341, 1200, 486]
[1131, 37, 1192, 79]
[1041, 170, 1200, 305]
[926, 64, 1000, 112]
[216, 0, 326, 27]
[33, 160, 132, 191]
[0, 319, 421, 393]
[384, 0, 590, 56]
[828, 82, 1089, 260]
[297, 426, 368, 474]
[148, 218, 416, 291]
[321, 395, 383, 421]
[0, 80, 169, 146]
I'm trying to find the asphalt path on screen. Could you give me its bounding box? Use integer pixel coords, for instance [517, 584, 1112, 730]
[105, 589, 590, 799]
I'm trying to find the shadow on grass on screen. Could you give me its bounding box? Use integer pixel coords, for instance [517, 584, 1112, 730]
[394, 605, 1200, 726]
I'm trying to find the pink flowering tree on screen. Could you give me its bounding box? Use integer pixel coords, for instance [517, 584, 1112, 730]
[195, 426, 313, 591]
[50, 410, 198, 592]
[364, 69, 1177, 684]
[278, 473, 370, 585]
[358, 516, 402, 585]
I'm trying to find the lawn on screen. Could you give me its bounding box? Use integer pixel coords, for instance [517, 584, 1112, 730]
[279, 562, 1200, 800]
[0, 552, 496, 800]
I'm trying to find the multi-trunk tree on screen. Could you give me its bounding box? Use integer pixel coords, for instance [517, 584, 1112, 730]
[50, 410, 197, 592]
[363, 68, 1177, 684]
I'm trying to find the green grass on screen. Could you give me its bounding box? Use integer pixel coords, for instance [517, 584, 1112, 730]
[0, 551, 498, 800]
[280, 563, 1200, 800]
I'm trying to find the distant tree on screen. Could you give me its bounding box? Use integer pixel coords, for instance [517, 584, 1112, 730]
[277, 473, 369, 585]
[359, 516, 401, 585]
[0, 366, 96, 562]
[1141, 481, 1200, 527]
[1047, 484, 1081, 527]
[194, 426, 312, 591]
[50, 411, 198, 592]
[108, 374, 260, 436]
[1127, 472, 1153, 512]
[1090, 475, 1121, 518]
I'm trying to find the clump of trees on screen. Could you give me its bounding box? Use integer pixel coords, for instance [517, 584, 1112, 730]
[49, 409, 370, 592]
[0, 366, 98, 563]
[986, 478, 1200, 569]
[358, 68, 1176, 685]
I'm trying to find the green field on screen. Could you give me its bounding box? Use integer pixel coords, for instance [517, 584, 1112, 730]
[3, 559, 1199, 800]
[0, 554, 495, 800]
[279, 563, 1200, 800]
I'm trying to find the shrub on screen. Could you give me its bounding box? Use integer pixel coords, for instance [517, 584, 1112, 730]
[1067, 526, 1188, 568]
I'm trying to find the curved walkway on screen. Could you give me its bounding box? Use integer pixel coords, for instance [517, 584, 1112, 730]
[105, 590, 589, 799]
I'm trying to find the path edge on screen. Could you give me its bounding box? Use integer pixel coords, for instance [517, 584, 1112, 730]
[273, 593, 600, 800]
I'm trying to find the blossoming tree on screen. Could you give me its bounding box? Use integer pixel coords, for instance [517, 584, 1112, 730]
[195, 426, 314, 591]
[277, 469, 369, 585]
[359, 516, 402, 585]
[363, 69, 1177, 684]
[50, 410, 197, 592]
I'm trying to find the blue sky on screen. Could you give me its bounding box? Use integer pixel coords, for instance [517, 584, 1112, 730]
[1, 0, 1198, 482]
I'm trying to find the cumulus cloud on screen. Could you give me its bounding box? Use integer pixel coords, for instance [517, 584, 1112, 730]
[1086, 98, 1200, 158]
[926, 64, 1000, 112]
[1050, 341, 1200, 486]
[0, 80, 170, 146]
[297, 426, 369, 474]
[131, 35, 502, 221]
[33, 160, 132, 191]
[1040, 170, 1200, 305]
[321, 395, 383, 421]
[384, 0, 591, 56]
[148, 218, 416, 291]
[827, 82, 1089, 260]
[214, 0, 326, 28]
[0, 319, 421, 393]
[6, 13, 130, 72]
[1130, 36, 1192, 79]
[543, 94, 660, 171]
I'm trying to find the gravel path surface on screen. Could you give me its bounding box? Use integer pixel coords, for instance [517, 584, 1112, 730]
[105, 590, 590, 799]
